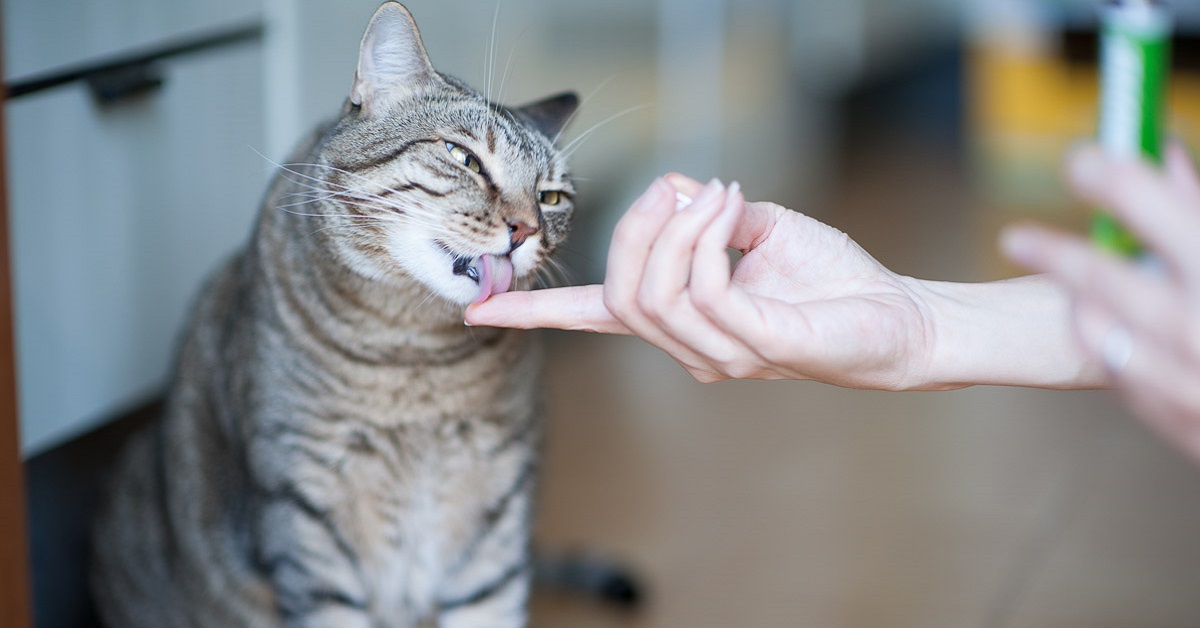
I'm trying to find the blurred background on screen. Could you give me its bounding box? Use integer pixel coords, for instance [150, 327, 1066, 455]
[6, 0, 1200, 626]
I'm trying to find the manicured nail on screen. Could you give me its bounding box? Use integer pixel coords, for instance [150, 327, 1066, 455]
[675, 191, 693, 211]
[687, 178, 724, 211]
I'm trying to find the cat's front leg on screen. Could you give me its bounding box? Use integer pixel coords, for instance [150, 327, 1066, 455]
[435, 462, 537, 628]
[256, 481, 376, 628]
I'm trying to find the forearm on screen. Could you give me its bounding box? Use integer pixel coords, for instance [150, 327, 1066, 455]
[910, 274, 1108, 391]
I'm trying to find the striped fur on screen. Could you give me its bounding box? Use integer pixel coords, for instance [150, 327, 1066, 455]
[91, 4, 577, 627]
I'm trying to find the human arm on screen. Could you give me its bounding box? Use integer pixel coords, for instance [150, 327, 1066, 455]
[1002, 142, 1200, 454]
[467, 175, 1106, 390]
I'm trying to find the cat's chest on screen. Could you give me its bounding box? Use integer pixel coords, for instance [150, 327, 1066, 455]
[343, 416, 536, 615]
[300, 331, 539, 426]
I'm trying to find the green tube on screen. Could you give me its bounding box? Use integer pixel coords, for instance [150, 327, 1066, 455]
[1094, 0, 1172, 256]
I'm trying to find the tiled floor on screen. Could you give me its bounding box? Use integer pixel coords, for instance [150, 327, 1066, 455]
[527, 126, 1200, 627]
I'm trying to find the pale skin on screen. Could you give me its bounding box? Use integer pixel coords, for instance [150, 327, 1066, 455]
[1003, 142, 1200, 461]
[466, 142, 1200, 461]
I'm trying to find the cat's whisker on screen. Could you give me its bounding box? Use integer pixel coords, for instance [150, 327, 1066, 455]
[282, 161, 456, 213]
[278, 208, 389, 220]
[485, 0, 503, 122]
[376, 198, 448, 229]
[270, 171, 368, 208]
[277, 166, 366, 197]
[274, 186, 389, 216]
[267, 169, 449, 232]
[250, 149, 360, 196]
[279, 193, 445, 234]
[414, 288, 442, 313]
[277, 189, 331, 202]
[285, 196, 450, 242]
[264, 159, 412, 207]
[534, 256, 573, 290]
[561, 103, 652, 160]
[551, 73, 621, 147]
[496, 24, 533, 108]
[275, 191, 349, 211]
[305, 220, 398, 238]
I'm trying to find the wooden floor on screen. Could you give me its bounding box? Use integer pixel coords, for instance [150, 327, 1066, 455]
[527, 128, 1200, 627]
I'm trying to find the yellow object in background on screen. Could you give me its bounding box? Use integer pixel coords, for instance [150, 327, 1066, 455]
[967, 32, 1200, 276]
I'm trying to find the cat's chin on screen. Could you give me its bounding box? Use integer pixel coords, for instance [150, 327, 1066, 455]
[385, 252, 517, 309]
[358, 233, 540, 309]
[453, 254, 514, 305]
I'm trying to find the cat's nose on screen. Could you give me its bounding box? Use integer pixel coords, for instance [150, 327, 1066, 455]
[506, 219, 538, 251]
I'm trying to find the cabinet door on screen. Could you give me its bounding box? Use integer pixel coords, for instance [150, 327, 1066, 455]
[6, 42, 265, 455]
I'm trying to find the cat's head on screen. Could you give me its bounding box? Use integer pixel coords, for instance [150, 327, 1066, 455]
[301, 2, 578, 307]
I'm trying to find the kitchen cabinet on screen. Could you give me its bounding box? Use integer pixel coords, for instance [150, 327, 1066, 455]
[5, 1, 265, 455]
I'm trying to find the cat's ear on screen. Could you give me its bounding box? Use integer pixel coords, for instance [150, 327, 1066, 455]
[515, 92, 580, 140]
[350, 2, 438, 115]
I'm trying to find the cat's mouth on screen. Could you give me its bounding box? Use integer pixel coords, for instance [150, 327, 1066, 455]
[451, 253, 513, 304]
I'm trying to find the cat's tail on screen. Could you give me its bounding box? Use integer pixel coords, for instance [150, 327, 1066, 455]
[532, 549, 645, 610]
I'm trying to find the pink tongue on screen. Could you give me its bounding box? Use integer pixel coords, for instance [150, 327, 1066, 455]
[472, 254, 513, 304]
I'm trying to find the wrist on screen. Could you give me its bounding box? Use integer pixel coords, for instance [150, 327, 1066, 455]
[905, 275, 1106, 391]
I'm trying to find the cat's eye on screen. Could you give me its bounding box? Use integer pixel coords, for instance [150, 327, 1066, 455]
[445, 142, 482, 174]
[539, 190, 566, 206]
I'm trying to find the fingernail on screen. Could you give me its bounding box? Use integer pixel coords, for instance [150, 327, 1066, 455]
[718, 181, 742, 214]
[674, 191, 693, 211]
[687, 178, 724, 211]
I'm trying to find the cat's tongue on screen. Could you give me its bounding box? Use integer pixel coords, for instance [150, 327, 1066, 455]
[472, 254, 513, 304]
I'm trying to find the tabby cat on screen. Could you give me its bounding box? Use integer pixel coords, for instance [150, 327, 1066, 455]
[91, 3, 579, 626]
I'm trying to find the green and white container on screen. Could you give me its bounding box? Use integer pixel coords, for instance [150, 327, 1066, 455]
[1095, 0, 1172, 256]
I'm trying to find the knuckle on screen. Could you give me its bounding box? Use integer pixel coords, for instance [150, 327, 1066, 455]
[710, 349, 754, 380]
[689, 368, 726, 384]
[728, 356, 768, 380]
[636, 288, 671, 325]
[690, 284, 721, 316]
[603, 284, 636, 321]
[721, 362, 752, 380]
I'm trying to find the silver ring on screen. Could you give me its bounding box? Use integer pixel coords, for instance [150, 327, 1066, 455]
[1101, 325, 1134, 376]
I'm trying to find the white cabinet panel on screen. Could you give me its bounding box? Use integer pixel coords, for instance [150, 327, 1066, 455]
[4, 0, 261, 78]
[7, 43, 265, 455]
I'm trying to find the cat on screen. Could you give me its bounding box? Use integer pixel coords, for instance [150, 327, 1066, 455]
[90, 3, 580, 626]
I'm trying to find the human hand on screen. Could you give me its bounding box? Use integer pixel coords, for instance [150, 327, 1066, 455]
[1002, 142, 1200, 458]
[467, 174, 936, 388]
